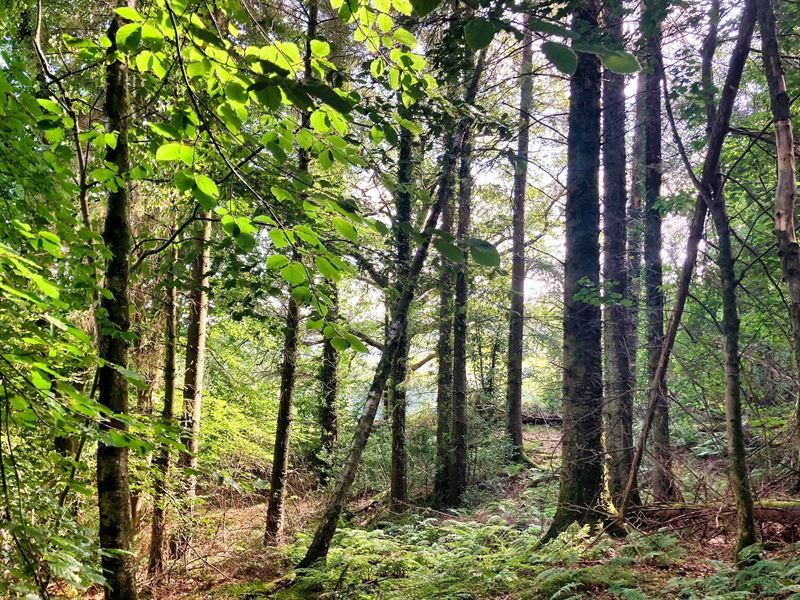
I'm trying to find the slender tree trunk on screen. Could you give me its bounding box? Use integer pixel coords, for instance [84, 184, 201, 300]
[602, 0, 637, 510]
[95, 6, 138, 598]
[265, 0, 317, 541]
[756, 0, 800, 481]
[448, 130, 474, 506]
[544, 0, 604, 539]
[620, 0, 757, 520]
[640, 12, 677, 503]
[299, 55, 485, 566]
[317, 290, 338, 488]
[148, 249, 178, 577]
[505, 19, 532, 462]
[264, 296, 300, 544]
[175, 213, 211, 553]
[391, 124, 413, 511]
[708, 189, 758, 554]
[433, 136, 457, 509]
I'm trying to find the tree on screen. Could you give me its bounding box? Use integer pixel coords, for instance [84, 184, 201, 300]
[449, 128, 474, 507]
[95, 5, 138, 598]
[505, 18, 533, 463]
[148, 247, 178, 576]
[602, 0, 636, 509]
[640, 0, 676, 503]
[544, 0, 605, 539]
[265, 0, 317, 543]
[390, 123, 414, 511]
[756, 0, 800, 478]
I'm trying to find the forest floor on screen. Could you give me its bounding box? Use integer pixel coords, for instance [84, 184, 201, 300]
[134, 426, 800, 600]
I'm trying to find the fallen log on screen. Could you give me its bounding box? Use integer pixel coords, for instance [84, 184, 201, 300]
[476, 404, 562, 427]
[635, 501, 800, 527]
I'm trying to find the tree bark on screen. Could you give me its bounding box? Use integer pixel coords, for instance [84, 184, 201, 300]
[640, 9, 677, 503]
[544, 0, 604, 539]
[175, 212, 211, 553]
[264, 296, 301, 544]
[95, 5, 138, 598]
[602, 0, 637, 510]
[448, 129, 474, 507]
[505, 19, 532, 462]
[317, 290, 338, 488]
[299, 54, 485, 566]
[265, 0, 317, 541]
[148, 249, 178, 577]
[619, 0, 757, 522]
[390, 124, 413, 511]
[756, 0, 800, 482]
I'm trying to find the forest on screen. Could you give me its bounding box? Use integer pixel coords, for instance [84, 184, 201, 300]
[2, 0, 800, 597]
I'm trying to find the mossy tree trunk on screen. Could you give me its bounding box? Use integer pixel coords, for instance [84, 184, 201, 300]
[390, 124, 413, 511]
[505, 18, 532, 463]
[449, 129, 474, 507]
[95, 4, 138, 598]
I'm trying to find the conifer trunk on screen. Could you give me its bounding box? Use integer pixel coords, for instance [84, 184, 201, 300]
[505, 20, 532, 462]
[95, 5, 138, 598]
[544, 0, 604, 539]
[449, 130, 473, 506]
[640, 12, 676, 502]
[148, 249, 177, 577]
[390, 124, 413, 510]
[602, 0, 636, 509]
[756, 0, 800, 480]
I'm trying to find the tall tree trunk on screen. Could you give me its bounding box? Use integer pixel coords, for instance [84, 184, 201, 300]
[175, 213, 211, 553]
[265, 0, 317, 541]
[641, 7, 677, 503]
[299, 54, 485, 566]
[448, 129, 474, 506]
[544, 0, 604, 539]
[620, 0, 757, 521]
[433, 133, 457, 509]
[317, 290, 338, 488]
[756, 0, 800, 482]
[148, 249, 178, 577]
[95, 6, 138, 598]
[602, 0, 637, 510]
[264, 296, 300, 544]
[709, 189, 758, 555]
[505, 19, 533, 462]
[390, 124, 413, 511]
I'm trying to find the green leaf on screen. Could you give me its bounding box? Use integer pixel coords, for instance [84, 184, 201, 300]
[409, 0, 442, 17]
[468, 238, 500, 267]
[156, 143, 194, 166]
[393, 28, 417, 49]
[193, 174, 219, 209]
[281, 261, 306, 286]
[115, 6, 143, 21]
[434, 238, 464, 263]
[266, 255, 289, 270]
[601, 51, 640, 74]
[225, 81, 249, 104]
[310, 39, 331, 57]
[269, 228, 292, 249]
[333, 217, 357, 243]
[115, 23, 141, 52]
[30, 369, 51, 390]
[331, 337, 350, 351]
[314, 256, 341, 281]
[542, 41, 578, 75]
[464, 18, 495, 51]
